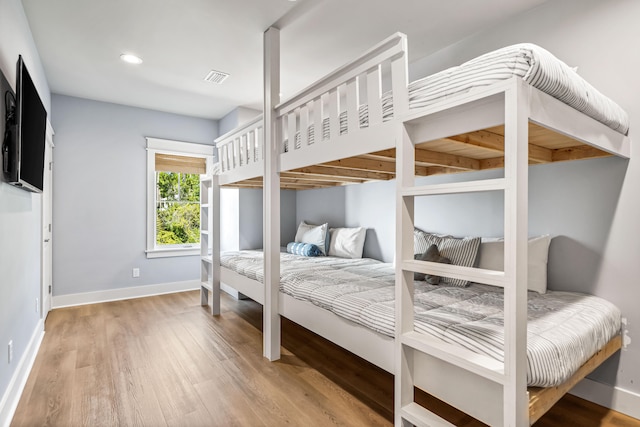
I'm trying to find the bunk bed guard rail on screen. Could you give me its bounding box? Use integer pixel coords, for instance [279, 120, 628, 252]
[214, 32, 410, 184]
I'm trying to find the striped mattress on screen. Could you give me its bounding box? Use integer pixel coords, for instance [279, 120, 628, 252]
[220, 250, 621, 387]
[284, 43, 628, 151]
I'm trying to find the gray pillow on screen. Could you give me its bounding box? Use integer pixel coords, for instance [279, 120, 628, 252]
[414, 244, 451, 284]
[414, 228, 481, 287]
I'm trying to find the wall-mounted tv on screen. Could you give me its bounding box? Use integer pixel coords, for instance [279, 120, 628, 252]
[2, 55, 47, 193]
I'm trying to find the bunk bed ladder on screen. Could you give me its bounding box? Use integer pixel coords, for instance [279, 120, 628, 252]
[200, 173, 221, 315]
[395, 80, 530, 427]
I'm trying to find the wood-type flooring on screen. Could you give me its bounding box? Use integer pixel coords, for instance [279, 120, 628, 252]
[11, 291, 640, 426]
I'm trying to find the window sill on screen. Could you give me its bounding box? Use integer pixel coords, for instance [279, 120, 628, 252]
[146, 247, 200, 259]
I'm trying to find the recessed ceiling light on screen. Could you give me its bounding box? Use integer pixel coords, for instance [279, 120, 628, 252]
[120, 53, 143, 65]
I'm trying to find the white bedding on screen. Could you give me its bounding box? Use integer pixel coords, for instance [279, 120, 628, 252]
[408, 43, 629, 134]
[284, 43, 628, 151]
[220, 250, 621, 387]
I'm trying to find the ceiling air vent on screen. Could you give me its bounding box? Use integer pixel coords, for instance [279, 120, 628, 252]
[203, 69, 230, 84]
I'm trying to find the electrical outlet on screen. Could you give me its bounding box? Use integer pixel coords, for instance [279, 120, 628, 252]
[35, 297, 39, 313]
[132, 268, 140, 278]
[8, 340, 13, 364]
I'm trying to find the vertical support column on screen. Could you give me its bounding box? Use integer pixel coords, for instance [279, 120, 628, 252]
[502, 80, 529, 427]
[211, 173, 221, 316]
[263, 26, 281, 361]
[395, 122, 415, 426]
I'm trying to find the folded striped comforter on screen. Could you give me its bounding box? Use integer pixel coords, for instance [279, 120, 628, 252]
[220, 250, 621, 387]
[408, 43, 629, 134]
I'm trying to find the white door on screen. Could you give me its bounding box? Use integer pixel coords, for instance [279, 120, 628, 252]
[41, 123, 54, 319]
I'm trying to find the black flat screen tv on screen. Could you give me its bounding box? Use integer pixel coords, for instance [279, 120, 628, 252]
[2, 55, 47, 193]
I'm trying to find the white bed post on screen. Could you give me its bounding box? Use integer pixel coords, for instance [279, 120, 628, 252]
[263, 26, 281, 361]
[211, 173, 221, 315]
[395, 123, 416, 426]
[503, 79, 529, 426]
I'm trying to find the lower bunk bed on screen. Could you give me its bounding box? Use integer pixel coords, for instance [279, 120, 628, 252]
[217, 249, 622, 425]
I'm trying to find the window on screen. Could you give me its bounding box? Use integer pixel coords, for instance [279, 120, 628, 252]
[146, 138, 214, 258]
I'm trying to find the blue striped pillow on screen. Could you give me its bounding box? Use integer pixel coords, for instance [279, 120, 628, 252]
[286, 242, 322, 257]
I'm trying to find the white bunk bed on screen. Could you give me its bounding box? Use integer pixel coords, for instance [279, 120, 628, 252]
[204, 30, 630, 426]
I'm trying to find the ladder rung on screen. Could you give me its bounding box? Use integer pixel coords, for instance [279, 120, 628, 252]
[402, 260, 505, 287]
[200, 281, 213, 291]
[400, 402, 455, 427]
[402, 178, 506, 197]
[401, 331, 505, 385]
[201, 256, 213, 264]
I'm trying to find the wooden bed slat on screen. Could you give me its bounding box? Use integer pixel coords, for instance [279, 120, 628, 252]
[324, 156, 396, 173]
[224, 121, 614, 189]
[290, 165, 392, 181]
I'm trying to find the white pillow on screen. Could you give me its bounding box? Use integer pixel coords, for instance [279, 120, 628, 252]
[477, 235, 551, 293]
[295, 221, 328, 255]
[328, 227, 367, 259]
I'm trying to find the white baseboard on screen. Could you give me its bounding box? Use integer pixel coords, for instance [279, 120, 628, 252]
[0, 319, 45, 427]
[52, 280, 200, 308]
[570, 378, 640, 420]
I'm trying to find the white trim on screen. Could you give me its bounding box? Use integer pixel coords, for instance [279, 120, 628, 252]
[0, 320, 45, 427]
[51, 280, 199, 308]
[570, 378, 640, 420]
[145, 247, 199, 259]
[145, 137, 215, 155]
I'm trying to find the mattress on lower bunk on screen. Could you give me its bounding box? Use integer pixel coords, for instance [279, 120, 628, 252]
[284, 43, 628, 151]
[220, 250, 621, 387]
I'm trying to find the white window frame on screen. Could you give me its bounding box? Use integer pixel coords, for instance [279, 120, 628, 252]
[146, 137, 214, 259]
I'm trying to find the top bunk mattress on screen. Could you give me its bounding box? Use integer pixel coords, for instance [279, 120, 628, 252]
[408, 43, 629, 134]
[220, 250, 621, 388]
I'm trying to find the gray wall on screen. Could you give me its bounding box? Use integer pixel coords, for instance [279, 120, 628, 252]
[218, 107, 261, 136]
[0, 0, 51, 410]
[220, 188, 240, 252]
[238, 188, 297, 249]
[280, 190, 298, 245]
[50, 95, 218, 295]
[296, 186, 346, 228]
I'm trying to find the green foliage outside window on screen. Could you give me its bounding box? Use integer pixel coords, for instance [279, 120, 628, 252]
[156, 172, 201, 245]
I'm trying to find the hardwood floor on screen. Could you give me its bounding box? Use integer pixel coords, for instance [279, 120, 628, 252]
[11, 291, 640, 426]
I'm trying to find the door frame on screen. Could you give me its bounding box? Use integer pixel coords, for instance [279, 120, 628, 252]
[41, 120, 54, 319]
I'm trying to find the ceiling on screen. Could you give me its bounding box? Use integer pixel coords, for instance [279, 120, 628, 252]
[21, 0, 552, 121]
